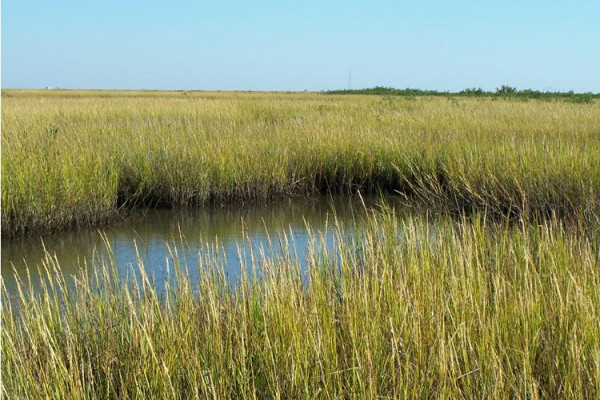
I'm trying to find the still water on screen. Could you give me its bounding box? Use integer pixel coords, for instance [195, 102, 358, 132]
[2, 196, 391, 298]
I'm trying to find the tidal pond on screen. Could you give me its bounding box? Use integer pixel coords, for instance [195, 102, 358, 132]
[2, 196, 396, 298]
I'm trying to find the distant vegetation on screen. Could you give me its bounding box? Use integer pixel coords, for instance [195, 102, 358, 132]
[326, 86, 598, 103]
[2, 90, 600, 235]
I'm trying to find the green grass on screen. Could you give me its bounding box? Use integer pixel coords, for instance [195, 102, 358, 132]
[2, 90, 600, 235]
[2, 208, 599, 398]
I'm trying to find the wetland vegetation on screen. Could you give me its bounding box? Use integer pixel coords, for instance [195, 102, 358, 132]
[2, 90, 600, 398]
[3, 209, 600, 398]
[2, 90, 599, 235]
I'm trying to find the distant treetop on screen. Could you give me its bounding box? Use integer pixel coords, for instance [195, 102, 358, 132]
[324, 86, 598, 103]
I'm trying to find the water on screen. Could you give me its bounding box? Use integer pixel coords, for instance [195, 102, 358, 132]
[2, 196, 389, 298]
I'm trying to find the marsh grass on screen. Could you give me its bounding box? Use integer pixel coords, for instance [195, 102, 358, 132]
[2, 208, 600, 399]
[2, 91, 600, 235]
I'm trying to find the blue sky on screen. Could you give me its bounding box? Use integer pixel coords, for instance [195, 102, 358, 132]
[2, 1, 599, 91]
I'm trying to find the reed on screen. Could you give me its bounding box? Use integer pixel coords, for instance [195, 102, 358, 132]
[3, 207, 599, 398]
[2, 90, 599, 236]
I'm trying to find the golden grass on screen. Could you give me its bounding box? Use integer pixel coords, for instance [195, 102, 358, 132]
[3, 92, 599, 397]
[2, 209, 599, 398]
[2, 90, 599, 235]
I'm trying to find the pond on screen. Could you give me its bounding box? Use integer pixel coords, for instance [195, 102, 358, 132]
[2, 196, 395, 299]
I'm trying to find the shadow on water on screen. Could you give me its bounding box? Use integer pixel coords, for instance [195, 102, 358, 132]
[2, 195, 398, 298]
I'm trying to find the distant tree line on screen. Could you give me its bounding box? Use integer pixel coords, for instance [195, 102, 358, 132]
[324, 85, 598, 103]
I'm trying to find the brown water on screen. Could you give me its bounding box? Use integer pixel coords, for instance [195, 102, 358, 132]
[2, 196, 392, 298]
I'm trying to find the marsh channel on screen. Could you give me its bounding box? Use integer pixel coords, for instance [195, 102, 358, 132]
[2, 195, 411, 299]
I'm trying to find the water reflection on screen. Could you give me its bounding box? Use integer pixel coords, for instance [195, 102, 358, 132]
[2, 196, 389, 298]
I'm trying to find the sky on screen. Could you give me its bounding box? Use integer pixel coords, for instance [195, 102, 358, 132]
[2, 1, 599, 92]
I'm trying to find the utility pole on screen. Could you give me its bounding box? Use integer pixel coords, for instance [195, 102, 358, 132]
[348, 68, 352, 90]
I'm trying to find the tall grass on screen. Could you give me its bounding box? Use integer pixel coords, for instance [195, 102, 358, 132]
[2, 90, 600, 235]
[2, 208, 599, 398]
